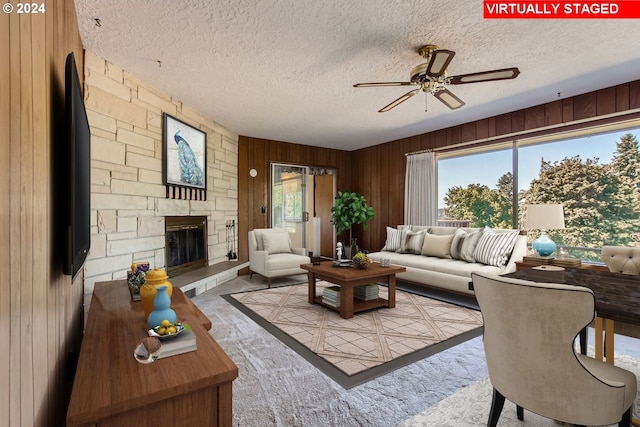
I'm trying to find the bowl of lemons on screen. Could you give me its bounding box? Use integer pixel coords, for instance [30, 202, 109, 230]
[148, 319, 188, 341]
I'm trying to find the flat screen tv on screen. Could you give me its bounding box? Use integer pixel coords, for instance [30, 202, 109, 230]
[62, 52, 91, 279]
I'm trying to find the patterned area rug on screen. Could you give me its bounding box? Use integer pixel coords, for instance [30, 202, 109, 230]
[223, 282, 483, 388]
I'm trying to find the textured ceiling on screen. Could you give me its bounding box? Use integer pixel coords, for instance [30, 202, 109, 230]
[74, 0, 640, 151]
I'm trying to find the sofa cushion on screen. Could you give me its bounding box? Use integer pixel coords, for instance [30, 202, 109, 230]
[401, 230, 426, 254]
[382, 226, 403, 252]
[450, 228, 467, 260]
[262, 232, 292, 254]
[460, 230, 483, 263]
[473, 229, 519, 267]
[369, 252, 502, 278]
[421, 233, 454, 258]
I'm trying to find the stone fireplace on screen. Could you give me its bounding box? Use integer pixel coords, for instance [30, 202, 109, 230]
[165, 216, 208, 277]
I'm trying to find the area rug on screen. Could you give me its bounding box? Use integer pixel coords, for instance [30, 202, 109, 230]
[399, 352, 640, 427]
[222, 282, 483, 388]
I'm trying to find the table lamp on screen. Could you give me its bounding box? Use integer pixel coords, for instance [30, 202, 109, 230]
[525, 204, 565, 257]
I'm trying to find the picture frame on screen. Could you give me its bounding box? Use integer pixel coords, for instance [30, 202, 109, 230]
[162, 113, 207, 190]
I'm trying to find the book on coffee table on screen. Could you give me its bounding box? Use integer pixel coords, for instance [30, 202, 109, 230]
[354, 284, 379, 301]
[322, 286, 341, 307]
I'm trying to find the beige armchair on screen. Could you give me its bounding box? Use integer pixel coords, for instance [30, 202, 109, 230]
[472, 272, 637, 427]
[248, 228, 310, 288]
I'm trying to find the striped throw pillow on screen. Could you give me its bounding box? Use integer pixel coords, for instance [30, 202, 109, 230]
[401, 230, 426, 254]
[473, 230, 519, 267]
[382, 227, 403, 252]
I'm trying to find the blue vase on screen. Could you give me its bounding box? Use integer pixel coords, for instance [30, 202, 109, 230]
[147, 285, 176, 328]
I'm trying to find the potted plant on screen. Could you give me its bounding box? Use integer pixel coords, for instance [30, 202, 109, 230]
[330, 191, 375, 256]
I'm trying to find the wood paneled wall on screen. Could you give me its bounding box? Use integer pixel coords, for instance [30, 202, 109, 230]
[238, 137, 353, 264]
[239, 80, 640, 258]
[1, 1, 85, 426]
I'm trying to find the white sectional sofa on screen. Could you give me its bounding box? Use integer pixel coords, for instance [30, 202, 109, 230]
[367, 225, 527, 296]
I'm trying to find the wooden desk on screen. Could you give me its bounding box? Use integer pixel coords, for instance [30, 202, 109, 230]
[67, 281, 238, 427]
[504, 267, 640, 361]
[301, 261, 406, 319]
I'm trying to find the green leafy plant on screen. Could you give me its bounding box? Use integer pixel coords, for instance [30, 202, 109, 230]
[330, 191, 375, 241]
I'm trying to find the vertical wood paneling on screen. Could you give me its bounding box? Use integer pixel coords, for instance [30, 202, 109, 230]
[524, 105, 544, 130]
[461, 122, 476, 142]
[615, 83, 630, 111]
[0, 7, 11, 427]
[562, 97, 574, 122]
[596, 87, 616, 116]
[630, 80, 640, 109]
[495, 113, 512, 135]
[3, 1, 85, 426]
[30, 10, 49, 427]
[573, 92, 597, 120]
[511, 109, 525, 133]
[545, 100, 563, 126]
[9, 10, 23, 427]
[476, 119, 489, 140]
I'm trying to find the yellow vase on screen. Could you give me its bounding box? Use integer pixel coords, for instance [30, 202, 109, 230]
[139, 268, 173, 321]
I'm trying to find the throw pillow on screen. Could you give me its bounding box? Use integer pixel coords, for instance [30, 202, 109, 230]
[450, 229, 468, 260]
[400, 230, 426, 254]
[421, 233, 455, 258]
[473, 230, 519, 267]
[382, 226, 403, 252]
[262, 232, 292, 254]
[459, 230, 483, 263]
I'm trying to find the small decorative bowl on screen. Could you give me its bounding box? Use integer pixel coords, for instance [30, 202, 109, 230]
[148, 323, 187, 341]
[352, 257, 370, 269]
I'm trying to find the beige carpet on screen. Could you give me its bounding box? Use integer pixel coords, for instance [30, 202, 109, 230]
[399, 351, 640, 427]
[224, 282, 483, 388]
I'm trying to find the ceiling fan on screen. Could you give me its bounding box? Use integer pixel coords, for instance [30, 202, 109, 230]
[353, 44, 520, 112]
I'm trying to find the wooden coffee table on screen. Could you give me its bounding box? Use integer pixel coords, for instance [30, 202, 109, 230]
[301, 261, 406, 319]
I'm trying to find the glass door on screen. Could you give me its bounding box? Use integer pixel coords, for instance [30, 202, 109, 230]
[271, 164, 308, 249]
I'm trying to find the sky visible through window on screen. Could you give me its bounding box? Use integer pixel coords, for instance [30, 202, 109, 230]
[437, 129, 633, 209]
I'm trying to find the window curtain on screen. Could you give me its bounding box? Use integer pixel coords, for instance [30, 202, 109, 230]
[404, 151, 436, 226]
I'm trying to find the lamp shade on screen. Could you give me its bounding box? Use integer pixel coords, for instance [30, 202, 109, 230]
[525, 204, 565, 230]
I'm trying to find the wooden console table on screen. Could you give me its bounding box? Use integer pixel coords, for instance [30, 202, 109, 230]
[67, 280, 238, 427]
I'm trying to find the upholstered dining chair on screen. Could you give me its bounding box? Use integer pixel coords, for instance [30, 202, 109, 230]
[472, 272, 637, 427]
[596, 246, 640, 361]
[248, 228, 310, 288]
[602, 246, 640, 275]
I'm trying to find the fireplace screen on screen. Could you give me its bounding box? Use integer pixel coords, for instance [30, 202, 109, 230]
[165, 216, 207, 277]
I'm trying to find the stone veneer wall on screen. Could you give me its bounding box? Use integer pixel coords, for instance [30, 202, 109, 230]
[83, 50, 238, 305]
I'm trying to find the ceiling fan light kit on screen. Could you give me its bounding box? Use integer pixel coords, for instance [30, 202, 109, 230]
[354, 44, 520, 112]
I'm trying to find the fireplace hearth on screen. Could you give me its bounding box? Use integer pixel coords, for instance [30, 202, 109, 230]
[165, 216, 208, 277]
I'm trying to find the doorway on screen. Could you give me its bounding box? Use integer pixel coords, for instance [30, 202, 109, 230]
[270, 164, 335, 257]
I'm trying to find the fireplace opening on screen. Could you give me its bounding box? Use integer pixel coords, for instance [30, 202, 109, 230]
[165, 216, 208, 277]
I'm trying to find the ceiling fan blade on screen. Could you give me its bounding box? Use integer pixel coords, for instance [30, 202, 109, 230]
[427, 49, 455, 77]
[354, 82, 415, 87]
[433, 88, 465, 110]
[378, 89, 420, 112]
[448, 67, 520, 85]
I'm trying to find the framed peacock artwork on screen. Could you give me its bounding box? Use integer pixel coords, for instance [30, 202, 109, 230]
[162, 113, 207, 190]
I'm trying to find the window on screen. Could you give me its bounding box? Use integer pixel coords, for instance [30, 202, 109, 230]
[438, 146, 513, 229]
[437, 122, 640, 261]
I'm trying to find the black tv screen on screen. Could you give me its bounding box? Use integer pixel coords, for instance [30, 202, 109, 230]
[62, 52, 91, 279]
